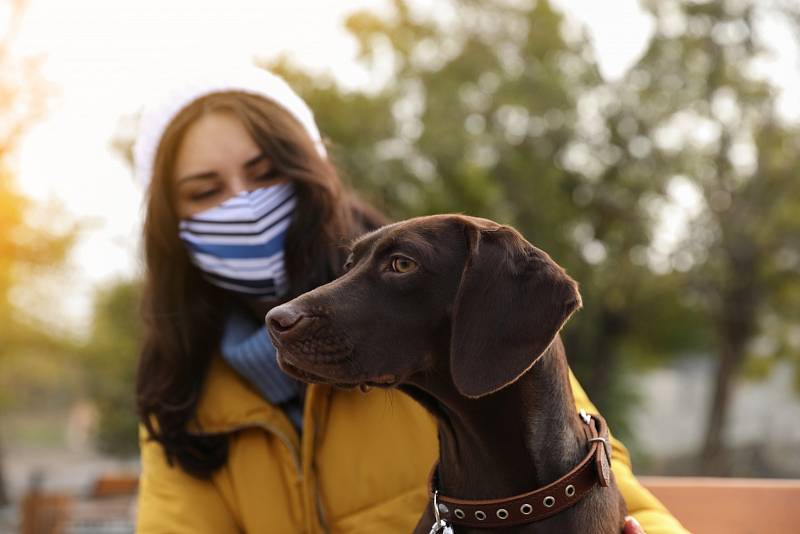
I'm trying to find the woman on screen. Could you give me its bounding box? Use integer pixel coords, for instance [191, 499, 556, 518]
[133, 66, 685, 533]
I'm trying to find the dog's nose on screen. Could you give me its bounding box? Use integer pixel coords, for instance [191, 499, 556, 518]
[267, 305, 305, 334]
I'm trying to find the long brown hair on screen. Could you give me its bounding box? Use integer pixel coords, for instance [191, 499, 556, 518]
[136, 91, 385, 478]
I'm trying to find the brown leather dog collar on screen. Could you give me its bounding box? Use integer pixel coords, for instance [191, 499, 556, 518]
[428, 411, 612, 529]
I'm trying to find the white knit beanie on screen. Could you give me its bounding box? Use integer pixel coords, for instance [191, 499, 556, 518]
[133, 65, 327, 188]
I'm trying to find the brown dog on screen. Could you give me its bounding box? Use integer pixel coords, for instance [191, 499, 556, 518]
[267, 214, 625, 533]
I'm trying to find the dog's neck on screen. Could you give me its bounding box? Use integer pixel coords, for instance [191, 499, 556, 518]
[402, 336, 586, 501]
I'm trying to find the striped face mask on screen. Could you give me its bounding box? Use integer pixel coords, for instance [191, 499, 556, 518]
[178, 183, 296, 300]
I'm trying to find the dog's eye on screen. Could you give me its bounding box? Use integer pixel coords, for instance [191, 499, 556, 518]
[390, 256, 417, 273]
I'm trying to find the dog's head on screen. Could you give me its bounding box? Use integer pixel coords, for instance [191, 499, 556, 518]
[267, 214, 581, 398]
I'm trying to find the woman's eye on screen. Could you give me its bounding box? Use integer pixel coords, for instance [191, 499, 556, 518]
[190, 189, 219, 201]
[255, 169, 280, 182]
[390, 256, 417, 273]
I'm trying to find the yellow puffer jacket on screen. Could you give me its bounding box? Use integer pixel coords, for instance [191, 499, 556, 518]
[136, 356, 689, 533]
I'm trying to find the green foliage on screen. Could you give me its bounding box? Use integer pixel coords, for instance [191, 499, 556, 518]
[617, 0, 800, 466]
[80, 280, 142, 457]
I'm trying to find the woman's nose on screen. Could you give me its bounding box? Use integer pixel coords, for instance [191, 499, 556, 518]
[228, 175, 249, 195]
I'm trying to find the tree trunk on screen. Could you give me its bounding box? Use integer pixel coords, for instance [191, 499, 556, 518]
[585, 309, 628, 411]
[701, 335, 747, 474]
[701, 261, 759, 474]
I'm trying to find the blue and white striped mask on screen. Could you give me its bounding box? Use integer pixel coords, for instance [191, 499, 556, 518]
[178, 183, 296, 300]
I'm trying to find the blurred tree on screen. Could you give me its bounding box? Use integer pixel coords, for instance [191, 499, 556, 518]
[622, 0, 800, 473]
[80, 280, 141, 456]
[269, 0, 704, 441]
[105, 0, 798, 475]
[0, 0, 75, 504]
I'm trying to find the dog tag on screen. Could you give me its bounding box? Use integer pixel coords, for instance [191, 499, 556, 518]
[428, 519, 454, 534]
[429, 490, 454, 533]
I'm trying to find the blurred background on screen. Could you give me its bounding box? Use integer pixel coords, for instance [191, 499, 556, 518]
[1, 0, 799, 531]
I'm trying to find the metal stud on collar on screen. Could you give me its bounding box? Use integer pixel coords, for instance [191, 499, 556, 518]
[496, 508, 509, 519]
[475, 510, 487, 520]
[520, 503, 533, 515]
[565, 484, 576, 497]
[543, 496, 556, 508]
[454, 508, 465, 519]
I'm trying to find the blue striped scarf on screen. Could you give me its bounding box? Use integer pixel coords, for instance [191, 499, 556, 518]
[220, 307, 304, 431]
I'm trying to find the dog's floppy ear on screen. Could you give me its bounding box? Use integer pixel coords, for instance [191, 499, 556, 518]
[450, 220, 582, 398]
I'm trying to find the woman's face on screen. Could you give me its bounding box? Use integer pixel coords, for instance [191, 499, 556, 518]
[172, 110, 286, 219]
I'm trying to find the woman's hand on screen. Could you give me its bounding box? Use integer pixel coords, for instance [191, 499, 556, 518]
[623, 516, 645, 534]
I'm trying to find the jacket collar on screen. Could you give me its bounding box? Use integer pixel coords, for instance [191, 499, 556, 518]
[189, 355, 298, 440]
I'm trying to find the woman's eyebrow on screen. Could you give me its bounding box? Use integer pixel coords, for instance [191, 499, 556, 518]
[244, 153, 269, 169]
[178, 154, 267, 183]
[178, 171, 217, 183]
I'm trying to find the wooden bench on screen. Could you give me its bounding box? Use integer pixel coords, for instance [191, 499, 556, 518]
[20, 473, 139, 534]
[19, 493, 73, 534]
[642, 476, 800, 533]
[90, 473, 139, 498]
